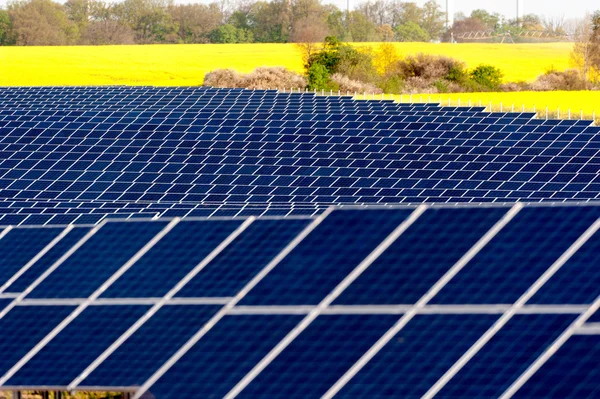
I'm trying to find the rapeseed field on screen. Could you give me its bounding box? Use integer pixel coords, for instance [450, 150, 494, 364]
[1, 42, 571, 86]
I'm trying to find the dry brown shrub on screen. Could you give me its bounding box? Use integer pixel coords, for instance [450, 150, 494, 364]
[203, 69, 242, 88]
[531, 69, 589, 91]
[240, 67, 307, 90]
[330, 73, 383, 94]
[395, 54, 465, 81]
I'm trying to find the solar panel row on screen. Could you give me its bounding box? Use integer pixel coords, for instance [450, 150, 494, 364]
[0, 205, 595, 398]
[0, 87, 598, 227]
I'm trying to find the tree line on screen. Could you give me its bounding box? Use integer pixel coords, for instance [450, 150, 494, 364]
[0, 0, 574, 46]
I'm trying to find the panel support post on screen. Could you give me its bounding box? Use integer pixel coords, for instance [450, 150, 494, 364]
[12, 391, 20, 399]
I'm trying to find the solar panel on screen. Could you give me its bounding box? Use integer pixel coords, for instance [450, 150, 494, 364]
[0, 85, 599, 397]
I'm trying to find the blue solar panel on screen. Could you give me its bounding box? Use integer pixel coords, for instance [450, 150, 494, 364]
[431, 206, 600, 304]
[27, 221, 168, 299]
[0, 227, 63, 287]
[147, 314, 303, 399]
[176, 218, 311, 298]
[7, 305, 150, 387]
[335, 314, 498, 398]
[334, 207, 505, 305]
[0, 306, 75, 377]
[80, 305, 220, 387]
[436, 314, 577, 398]
[100, 220, 243, 298]
[528, 229, 600, 304]
[4, 227, 90, 293]
[237, 314, 398, 399]
[240, 209, 412, 306]
[511, 334, 600, 398]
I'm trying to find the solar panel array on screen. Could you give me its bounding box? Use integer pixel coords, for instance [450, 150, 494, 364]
[0, 204, 596, 398]
[1, 86, 600, 398]
[0, 87, 598, 225]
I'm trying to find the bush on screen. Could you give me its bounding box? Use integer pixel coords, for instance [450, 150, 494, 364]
[307, 63, 332, 91]
[331, 73, 382, 94]
[403, 76, 438, 94]
[469, 64, 504, 91]
[203, 69, 241, 88]
[378, 75, 404, 94]
[531, 69, 588, 91]
[240, 67, 307, 90]
[395, 53, 466, 81]
[204, 67, 306, 90]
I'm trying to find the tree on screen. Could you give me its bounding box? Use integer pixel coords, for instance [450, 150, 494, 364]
[420, 0, 445, 41]
[81, 0, 135, 44]
[470, 9, 500, 31]
[292, 15, 329, 65]
[0, 9, 17, 45]
[247, 0, 289, 42]
[376, 24, 394, 41]
[117, 0, 177, 43]
[443, 16, 487, 42]
[169, 3, 223, 43]
[9, 0, 78, 45]
[571, 12, 600, 83]
[395, 21, 429, 42]
[346, 10, 378, 41]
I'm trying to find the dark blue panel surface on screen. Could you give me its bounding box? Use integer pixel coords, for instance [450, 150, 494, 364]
[588, 308, 600, 323]
[336, 314, 498, 399]
[432, 206, 600, 304]
[4, 227, 91, 293]
[239, 209, 411, 305]
[0, 306, 75, 376]
[101, 220, 242, 298]
[512, 334, 600, 398]
[27, 222, 168, 298]
[8, 305, 149, 387]
[0, 227, 63, 287]
[80, 305, 220, 387]
[334, 207, 505, 305]
[237, 314, 398, 399]
[436, 314, 576, 398]
[147, 314, 302, 399]
[528, 229, 600, 304]
[176, 219, 310, 298]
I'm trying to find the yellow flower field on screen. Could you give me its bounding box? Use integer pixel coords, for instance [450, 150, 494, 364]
[389, 91, 600, 121]
[0, 42, 572, 86]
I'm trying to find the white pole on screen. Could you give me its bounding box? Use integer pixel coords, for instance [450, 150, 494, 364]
[410, 94, 413, 102]
[522, 104, 525, 112]
[546, 106, 548, 120]
[500, 102, 503, 112]
[558, 107, 560, 119]
[420, 96, 423, 102]
[581, 110, 583, 120]
[468, 99, 471, 107]
[568, 109, 571, 119]
[511, 103, 514, 112]
[458, 98, 461, 106]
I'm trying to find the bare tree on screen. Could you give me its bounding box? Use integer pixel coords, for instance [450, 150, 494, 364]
[543, 15, 567, 36]
[292, 15, 328, 65]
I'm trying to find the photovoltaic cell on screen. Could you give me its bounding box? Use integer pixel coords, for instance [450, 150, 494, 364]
[0, 227, 63, 287]
[335, 314, 498, 399]
[147, 314, 303, 399]
[175, 218, 311, 298]
[333, 207, 505, 305]
[431, 206, 600, 305]
[100, 220, 243, 298]
[26, 221, 168, 299]
[528, 229, 600, 304]
[7, 305, 150, 387]
[80, 305, 220, 387]
[435, 314, 576, 398]
[0, 305, 75, 377]
[512, 334, 600, 398]
[237, 314, 399, 399]
[239, 209, 412, 306]
[3, 227, 91, 293]
[588, 309, 600, 323]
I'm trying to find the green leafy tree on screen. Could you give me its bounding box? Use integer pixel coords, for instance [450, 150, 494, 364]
[395, 21, 430, 42]
[9, 0, 79, 45]
[0, 9, 16, 45]
[470, 64, 504, 90]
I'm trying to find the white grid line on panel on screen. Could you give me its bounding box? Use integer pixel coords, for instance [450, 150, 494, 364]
[321, 202, 523, 399]
[0, 226, 73, 294]
[68, 217, 256, 390]
[422, 217, 600, 399]
[574, 324, 600, 335]
[499, 295, 600, 399]
[0, 218, 179, 386]
[0, 221, 107, 322]
[223, 205, 428, 399]
[131, 206, 335, 399]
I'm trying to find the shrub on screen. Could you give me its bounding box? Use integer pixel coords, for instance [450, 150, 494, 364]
[378, 75, 404, 94]
[531, 69, 588, 91]
[204, 67, 306, 90]
[203, 69, 241, 88]
[240, 67, 307, 90]
[395, 53, 465, 81]
[469, 64, 504, 91]
[307, 63, 332, 90]
[403, 76, 438, 94]
[331, 73, 382, 94]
